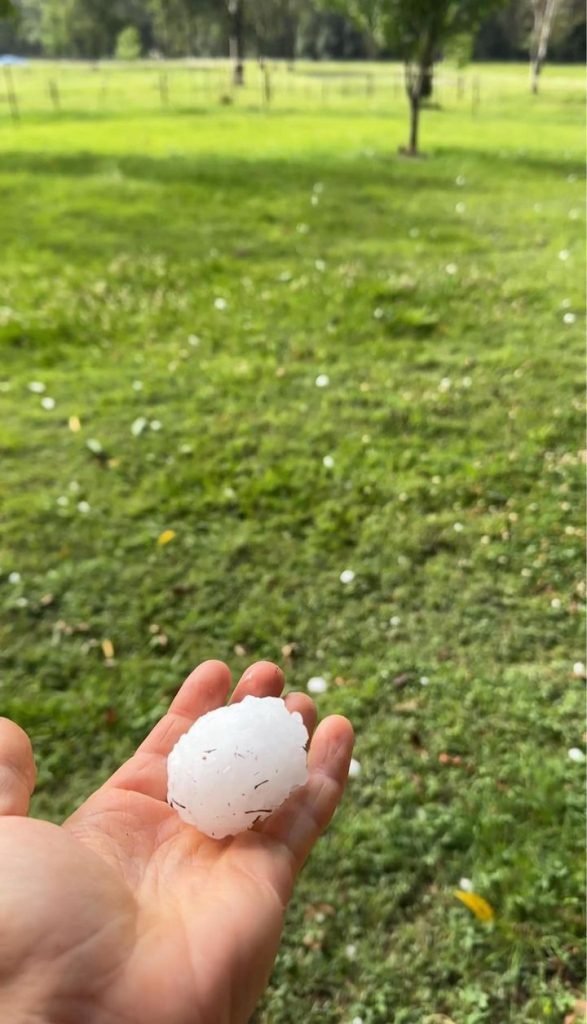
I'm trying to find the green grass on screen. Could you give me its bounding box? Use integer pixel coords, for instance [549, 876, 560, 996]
[0, 63, 585, 1023]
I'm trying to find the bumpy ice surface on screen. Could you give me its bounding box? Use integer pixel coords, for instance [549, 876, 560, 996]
[167, 695, 309, 839]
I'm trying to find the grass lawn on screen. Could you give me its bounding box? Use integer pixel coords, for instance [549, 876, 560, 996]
[0, 63, 585, 1023]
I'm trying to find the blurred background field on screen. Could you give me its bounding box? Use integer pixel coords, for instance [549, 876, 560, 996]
[0, 56, 585, 1024]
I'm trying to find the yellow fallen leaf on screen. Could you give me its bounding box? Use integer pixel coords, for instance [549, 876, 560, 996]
[158, 529, 176, 546]
[68, 415, 81, 432]
[101, 639, 115, 659]
[454, 890, 495, 922]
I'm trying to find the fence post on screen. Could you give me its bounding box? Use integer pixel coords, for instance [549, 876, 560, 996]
[471, 75, 480, 115]
[48, 77, 60, 112]
[3, 66, 19, 123]
[262, 65, 271, 107]
[159, 71, 169, 108]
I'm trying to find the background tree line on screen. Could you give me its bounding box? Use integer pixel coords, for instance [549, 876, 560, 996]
[0, 0, 584, 63]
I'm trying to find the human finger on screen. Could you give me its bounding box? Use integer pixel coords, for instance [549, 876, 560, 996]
[0, 717, 36, 816]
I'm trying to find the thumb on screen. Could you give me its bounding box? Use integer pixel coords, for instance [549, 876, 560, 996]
[0, 718, 36, 816]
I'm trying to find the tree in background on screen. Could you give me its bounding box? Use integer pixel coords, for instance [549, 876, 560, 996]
[115, 24, 141, 59]
[330, 0, 506, 155]
[527, 0, 562, 91]
[225, 0, 245, 84]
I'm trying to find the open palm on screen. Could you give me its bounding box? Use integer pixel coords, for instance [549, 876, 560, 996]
[0, 660, 353, 1024]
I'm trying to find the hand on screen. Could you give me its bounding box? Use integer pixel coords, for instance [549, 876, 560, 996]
[0, 660, 353, 1024]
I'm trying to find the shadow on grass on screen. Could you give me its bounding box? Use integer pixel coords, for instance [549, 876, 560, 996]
[1, 143, 582, 196]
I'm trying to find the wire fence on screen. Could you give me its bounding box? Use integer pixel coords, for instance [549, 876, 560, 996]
[0, 59, 583, 124]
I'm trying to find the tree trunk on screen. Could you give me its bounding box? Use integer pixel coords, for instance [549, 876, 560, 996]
[227, 0, 245, 86]
[530, 57, 541, 94]
[408, 94, 419, 155]
[529, 0, 559, 95]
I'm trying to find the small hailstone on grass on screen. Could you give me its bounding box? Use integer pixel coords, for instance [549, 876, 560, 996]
[77, 500, 91, 514]
[307, 676, 328, 695]
[439, 377, 452, 392]
[214, 297, 228, 311]
[455, 202, 466, 214]
[390, 615, 401, 627]
[323, 454, 335, 469]
[420, 676, 430, 686]
[445, 263, 458, 276]
[167, 695, 308, 839]
[558, 249, 570, 262]
[8, 572, 21, 584]
[462, 376, 472, 388]
[569, 208, 579, 220]
[315, 373, 330, 388]
[315, 259, 326, 272]
[345, 944, 357, 959]
[56, 496, 69, 507]
[179, 444, 193, 455]
[132, 380, 143, 391]
[563, 312, 576, 325]
[296, 222, 309, 234]
[455, 174, 466, 186]
[573, 662, 586, 678]
[568, 747, 585, 763]
[131, 417, 148, 437]
[340, 569, 355, 584]
[187, 334, 200, 347]
[28, 381, 46, 394]
[459, 877, 474, 892]
[550, 598, 562, 609]
[453, 522, 464, 532]
[310, 195, 319, 207]
[86, 438, 103, 455]
[150, 419, 162, 431]
[348, 758, 361, 778]
[373, 307, 384, 320]
[41, 397, 56, 410]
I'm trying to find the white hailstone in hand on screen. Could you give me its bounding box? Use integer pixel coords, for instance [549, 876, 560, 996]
[28, 381, 46, 394]
[322, 455, 335, 469]
[167, 696, 308, 839]
[563, 312, 576, 324]
[41, 397, 56, 410]
[348, 758, 361, 778]
[572, 662, 586, 678]
[214, 297, 228, 311]
[8, 572, 21, 584]
[315, 373, 330, 388]
[340, 569, 355, 584]
[131, 417, 148, 437]
[307, 676, 328, 695]
[568, 747, 585, 763]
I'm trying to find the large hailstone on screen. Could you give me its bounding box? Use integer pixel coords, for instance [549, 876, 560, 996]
[167, 695, 309, 839]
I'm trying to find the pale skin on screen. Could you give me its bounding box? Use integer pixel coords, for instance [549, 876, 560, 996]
[0, 660, 354, 1024]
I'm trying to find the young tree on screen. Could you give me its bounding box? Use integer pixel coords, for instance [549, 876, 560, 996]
[527, 0, 560, 93]
[330, 0, 506, 155]
[226, 0, 245, 85]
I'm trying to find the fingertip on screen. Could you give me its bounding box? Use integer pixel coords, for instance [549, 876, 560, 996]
[231, 661, 285, 703]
